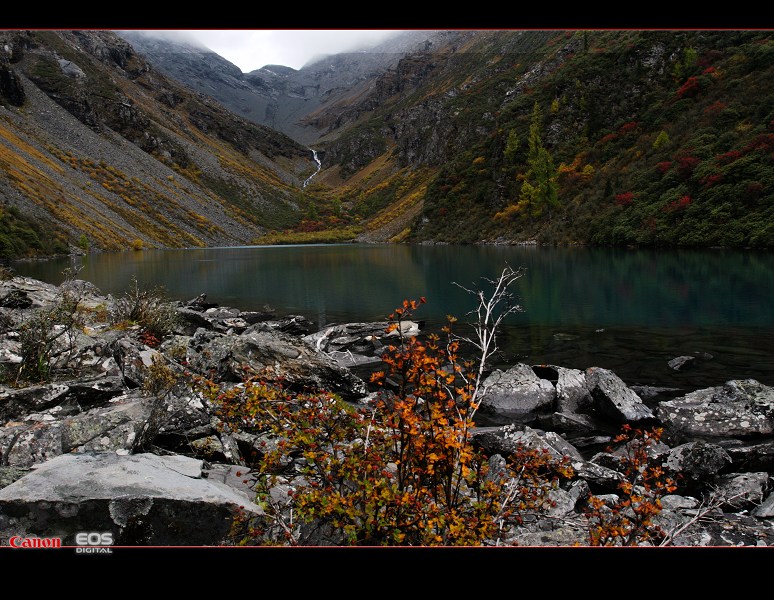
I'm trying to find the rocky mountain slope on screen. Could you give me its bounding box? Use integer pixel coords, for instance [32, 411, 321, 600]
[136, 29, 771, 249]
[0, 30, 771, 257]
[0, 30, 317, 257]
[312, 30, 773, 248]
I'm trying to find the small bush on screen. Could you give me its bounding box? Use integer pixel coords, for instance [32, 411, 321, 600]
[584, 425, 678, 546]
[142, 354, 178, 398]
[110, 277, 179, 340]
[204, 267, 575, 546]
[15, 269, 84, 384]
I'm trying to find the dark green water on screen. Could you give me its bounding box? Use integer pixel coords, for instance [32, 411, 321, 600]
[11, 244, 774, 390]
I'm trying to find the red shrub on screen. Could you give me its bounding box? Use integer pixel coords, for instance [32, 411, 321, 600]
[701, 173, 723, 188]
[677, 76, 701, 99]
[656, 161, 673, 174]
[663, 195, 692, 212]
[743, 133, 774, 153]
[618, 121, 640, 134]
[599, 132, 618, 144]
[704, 100, 727, 116]
[717, 149, 743, 164]
[615, 191, 635, 206]
[676, 155, 700, 177]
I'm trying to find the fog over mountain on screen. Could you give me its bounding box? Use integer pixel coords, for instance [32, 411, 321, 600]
[119, 30, 435, 145]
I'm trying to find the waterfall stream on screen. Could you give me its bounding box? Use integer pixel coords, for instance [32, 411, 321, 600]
[302, 149, 322, 188]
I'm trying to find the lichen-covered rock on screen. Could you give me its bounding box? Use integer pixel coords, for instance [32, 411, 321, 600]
[656, 379, 774, 441]
[753, 490, 774, 518]
[112, 337, 165, 389]
[554, 366, 593, 414]
[590, 437, 671, 473]
[547, 411, 606, 436]
[0, 375, 125, 422]
[668, 355, 696, 370]
[717, 439, 774, 472]
[472, 424, 581, 461]
[472, 424, 623, 490]
[664, 441, 733, 485]
[657, 511, 774, 546]
[710, 472, 770, 510]
[0, 390, 161, 468]
[302, 322, 390, 368]
[184, 328, 367, 401]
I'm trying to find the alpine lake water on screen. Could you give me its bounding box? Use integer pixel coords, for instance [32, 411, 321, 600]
[11, 243, 774, 394]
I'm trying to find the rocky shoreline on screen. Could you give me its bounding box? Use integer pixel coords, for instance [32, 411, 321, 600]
[0, 274, 773, 547]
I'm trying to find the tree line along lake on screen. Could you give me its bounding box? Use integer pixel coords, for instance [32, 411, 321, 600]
[11, 243, 774, 392]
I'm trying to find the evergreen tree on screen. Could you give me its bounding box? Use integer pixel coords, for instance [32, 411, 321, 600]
[504, 128, 520, 166]
[519, 102, 559, 222]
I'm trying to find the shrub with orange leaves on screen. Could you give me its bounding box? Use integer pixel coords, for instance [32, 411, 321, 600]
[584, 425, 679, 546]
[203, 267, 575, 545]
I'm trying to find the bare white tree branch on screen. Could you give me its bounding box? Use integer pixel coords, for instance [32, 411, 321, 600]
[451, 264, 525, 420]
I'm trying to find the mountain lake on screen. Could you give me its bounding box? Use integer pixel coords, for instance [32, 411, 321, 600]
[11, 243, 774, 392]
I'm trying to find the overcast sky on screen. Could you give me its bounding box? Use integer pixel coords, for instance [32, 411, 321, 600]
[149, 30, 406, 73]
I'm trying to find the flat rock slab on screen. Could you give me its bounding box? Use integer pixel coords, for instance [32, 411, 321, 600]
[0, 452, 262, 545]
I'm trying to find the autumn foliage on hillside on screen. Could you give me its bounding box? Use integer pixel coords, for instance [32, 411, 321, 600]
[414, 31, 773, 248]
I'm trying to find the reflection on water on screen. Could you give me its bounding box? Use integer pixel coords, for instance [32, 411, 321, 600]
[12, 244, 774, 388]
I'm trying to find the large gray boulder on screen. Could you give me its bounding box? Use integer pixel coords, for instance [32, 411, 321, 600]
[0, 452, 263, 545]
[656, 379, 774, 441]
[554, 366, 593, 414]
[477, 363, 556, 425]
[585, 367, 654, 423]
